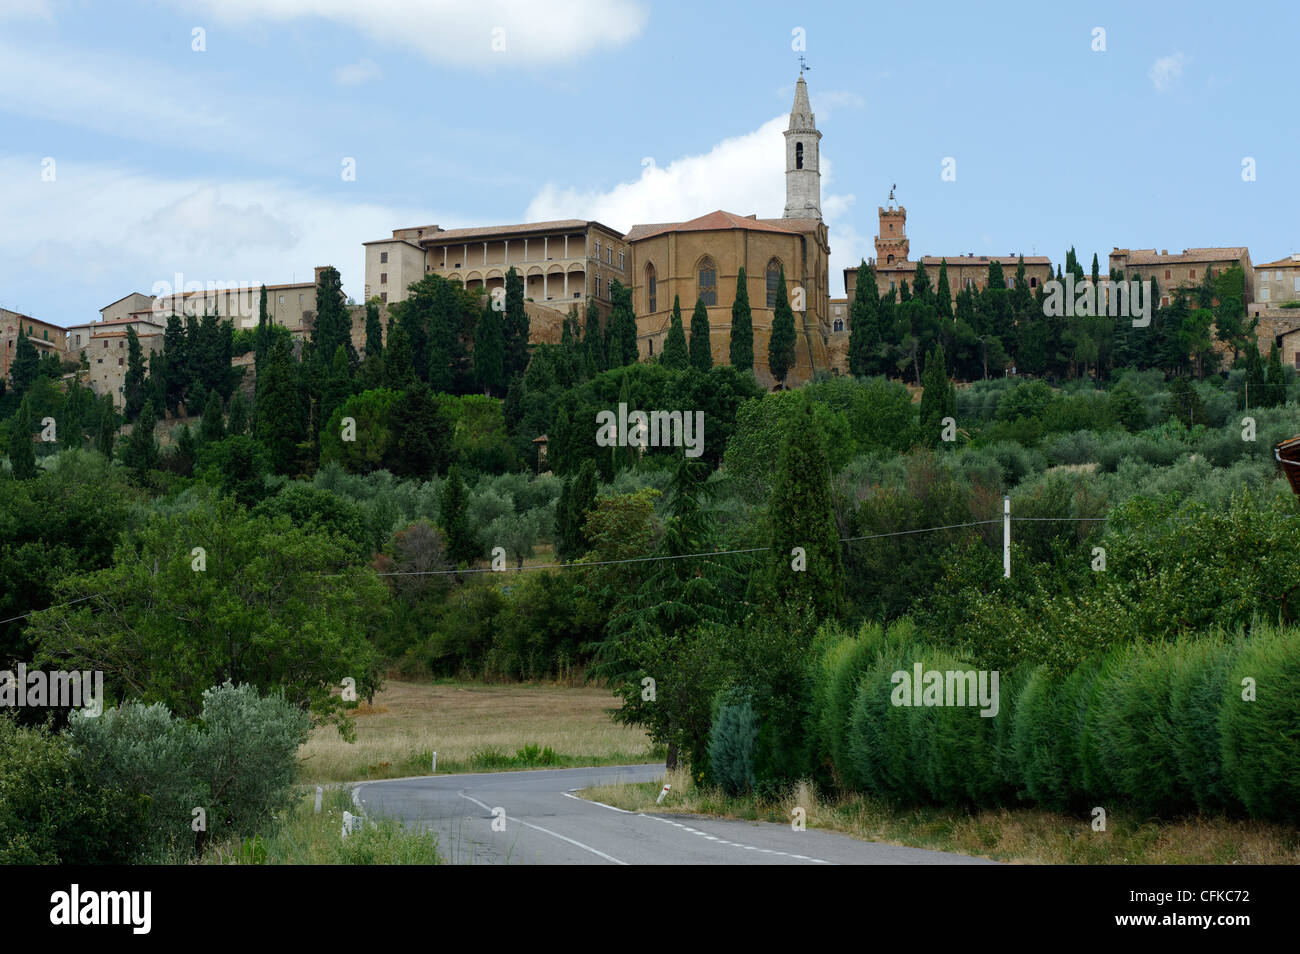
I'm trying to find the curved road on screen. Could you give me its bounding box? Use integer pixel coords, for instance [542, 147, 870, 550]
[352, 764, 997, 865]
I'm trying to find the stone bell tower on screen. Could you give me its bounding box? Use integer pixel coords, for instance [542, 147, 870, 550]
[783, 73, 822, 219]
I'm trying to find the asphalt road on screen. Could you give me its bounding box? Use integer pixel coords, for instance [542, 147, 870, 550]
[352, 764, 998, 865]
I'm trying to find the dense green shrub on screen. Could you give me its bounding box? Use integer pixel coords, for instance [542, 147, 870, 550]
[1220, 623, 1300, 821]
[0, 716, 141, 864]
[708, 690, 759, 796]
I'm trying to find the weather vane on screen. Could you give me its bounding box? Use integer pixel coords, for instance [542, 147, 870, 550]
[799, 55, 810, 74]
[889, 183, 896, 202]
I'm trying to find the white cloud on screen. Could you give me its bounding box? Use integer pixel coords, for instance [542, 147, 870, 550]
[334, 57, 381, 86]
[525, 115, 861, 295]
[0, 38, 237, 147]
[0, 157, 436, 322]
[1149, 53, 1187, 93]
[172, 0, 648, 67]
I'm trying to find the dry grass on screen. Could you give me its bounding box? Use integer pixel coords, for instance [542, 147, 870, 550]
[581, 773, 1300, 865]
[298, 679, 656, 784]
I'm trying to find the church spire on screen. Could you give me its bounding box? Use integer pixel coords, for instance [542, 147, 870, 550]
[783, 75, 822, 219]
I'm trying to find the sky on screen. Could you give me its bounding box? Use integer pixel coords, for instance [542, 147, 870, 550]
[1, 0, 1296, 327]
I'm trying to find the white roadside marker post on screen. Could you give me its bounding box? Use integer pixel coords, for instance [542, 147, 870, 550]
[432, 751, 437, 774]
[315, 786, 323, 814]
[656, 783, 671, 805]
[1003, 495, 1011, 579]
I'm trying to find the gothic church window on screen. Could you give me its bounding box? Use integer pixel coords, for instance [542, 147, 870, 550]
[796, 142, 804, 169]
[646, 263, 657, 312]
[766, 259, 781, 308]
[698, 258, 717, 307]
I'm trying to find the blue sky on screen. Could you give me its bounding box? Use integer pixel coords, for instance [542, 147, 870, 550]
[1, 0, 1295, 327]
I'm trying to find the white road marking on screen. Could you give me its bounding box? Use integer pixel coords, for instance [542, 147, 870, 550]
[458, 791, 628, 866]
[576, 794, 834, 864]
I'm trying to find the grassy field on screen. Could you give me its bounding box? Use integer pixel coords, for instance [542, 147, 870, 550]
[582, 768, 1300, 865]
[297, 678, 658, 784]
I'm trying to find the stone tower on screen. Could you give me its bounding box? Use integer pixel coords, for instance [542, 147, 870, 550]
[782, 74, 822, 219]
[875, 201, 908, 266]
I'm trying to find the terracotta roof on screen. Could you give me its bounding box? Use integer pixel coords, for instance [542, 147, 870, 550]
[66, 316, 165, 330]
[413, 219, 595, 242]
[1255, 254, 1300, 269]
[759, 217, 822, 234]
[626, 210, 804, 243]
[864, 255, 1051, 274]
[1114, 247, 1248, 265]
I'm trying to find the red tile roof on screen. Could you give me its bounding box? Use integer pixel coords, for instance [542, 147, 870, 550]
[626, 210, 804, 243]
[1115, 247, 1248, 265]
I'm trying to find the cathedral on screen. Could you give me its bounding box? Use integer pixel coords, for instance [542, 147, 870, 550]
[364, 73, 836, 389]
[623, 73, 833, 388]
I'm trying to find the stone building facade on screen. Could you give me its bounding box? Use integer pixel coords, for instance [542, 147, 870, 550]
[2, 310, 65, 383]
[363, 220, 628, 323]
[1108, 247, 1254, 306]
[845, 202, 1053, 306]
[623, 74, 833, 388]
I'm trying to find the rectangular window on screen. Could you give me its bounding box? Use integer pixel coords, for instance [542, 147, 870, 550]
[606, 248, 613, 264]
[1261, 288, 1271, 301]
[103, 340, 108, 348]
[1293, 277, 1300, 293]
[648, 275, 657, 313]
[595, 276, 602, 298]
[279, 295, 285, 304]
[1276, 270, 1284, 280]
[1165, 269, 1171, 279]
[96, 358, 102, 364]
[119, 340, 124, 348]
[380, 252, 388, 263]
[595, 241, 601, 259]
[299, 294, 304, 304]
[380, 292, 387, 302]
[1189, 269, 1196, 279]
[118, 358, 123, 367]
[380, 273, 388, 284]
[618, 251, 625, 269]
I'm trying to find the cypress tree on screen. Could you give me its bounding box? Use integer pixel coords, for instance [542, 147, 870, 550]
[935, 260, 953, 321]
[730, 265, 754, 372]
[227, 390, 250, 436]
[1265, 342, 1287, 407]
[919, 343, 956, 446]
[502, 266, 529, 381]
[848, 262, 879, 377]
[312, 266, 351, 368]
[255, 335, 304, 475]
[582, 300, 605, 374]
[96, 396, 118, 458]
[912, 260, 933, 303]
[254, 284, 270, 379]
[662, 295, 688, 369]
[390, 382, 450, 478]
[563, 459, 598, 559]
[124, 399, 159, 476]
[768, 266, 797, 386]
[440, 465, 477, 567]
[174, 423, 198, 477]
[8, 398, 36, 479]
[321, 345, 352, 429]
[383, 321, 416, 390]
[474, 303, 506, 396]
[688, 296, 712, 371]
[608, 280, 637, 367]
[124, 327, 147, 420]
[199, 388, 225, 443]
[162, 314, 187, 413]
[762, 399, 843, 618]
[9, 326, 38, 395]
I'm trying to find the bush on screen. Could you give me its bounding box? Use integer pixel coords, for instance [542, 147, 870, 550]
[708, 691, 759, 796]
[0, 716, 140, 864]
[68, 683, 310, 861]
[1168, 636, 1239, 813]
[808, 622, 884, 786]
[1220, 623, 1300, 822]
